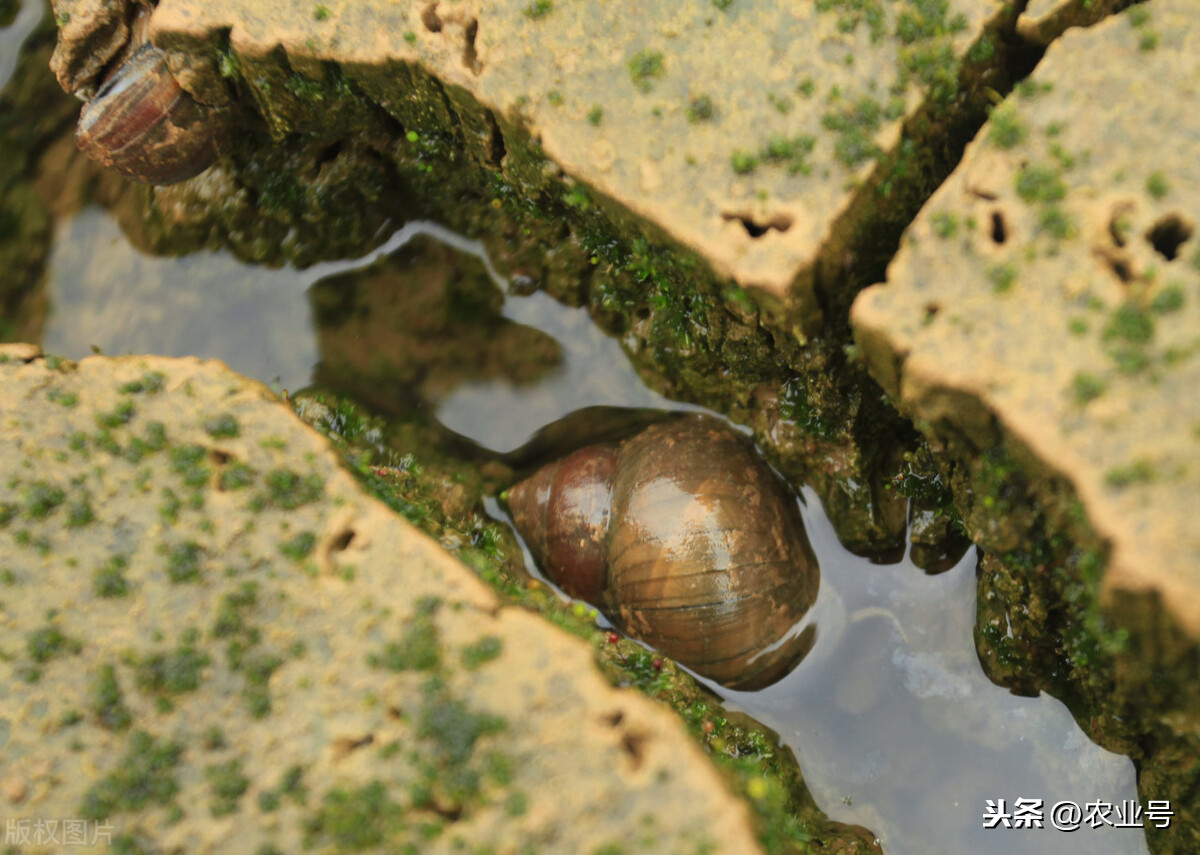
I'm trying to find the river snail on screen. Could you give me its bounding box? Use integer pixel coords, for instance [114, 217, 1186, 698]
[505, 415, 820, 691]
[74, 6, 223, 185]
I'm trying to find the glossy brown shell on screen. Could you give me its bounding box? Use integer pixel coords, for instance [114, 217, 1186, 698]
[76, 41, 220, 185]
[507, 416, 819, 690]
[507, 442, 618, 606]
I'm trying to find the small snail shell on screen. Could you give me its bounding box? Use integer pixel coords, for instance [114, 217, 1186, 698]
[75, 34, 221, 184]
[507, 416, 820, 690]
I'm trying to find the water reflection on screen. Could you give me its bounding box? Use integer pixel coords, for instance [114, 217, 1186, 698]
[45, 208, 318, 389]
[0, 0, 43, 92]
[44, 207, 698, 449]
[701, 488, 1148, 855]
[434, 290, 704, 451]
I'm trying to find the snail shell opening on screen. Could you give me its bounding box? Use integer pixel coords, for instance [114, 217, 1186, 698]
[507, 415, 820, 691]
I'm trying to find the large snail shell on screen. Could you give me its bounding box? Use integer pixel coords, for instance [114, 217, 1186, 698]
[508, 416, 819, 690]
[76, 40, 221, 185]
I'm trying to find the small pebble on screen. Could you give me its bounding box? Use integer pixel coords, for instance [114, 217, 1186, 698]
[2, 775, 27, 804]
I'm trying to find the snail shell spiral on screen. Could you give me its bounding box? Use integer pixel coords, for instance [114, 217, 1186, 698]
[507, 415, 819, 690]
[74, 11, 222, 185]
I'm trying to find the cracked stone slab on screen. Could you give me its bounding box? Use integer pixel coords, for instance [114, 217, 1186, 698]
[52, 0, 1015, 313]
[851, 0, 1200, 634]
[0, 346, 763, 854]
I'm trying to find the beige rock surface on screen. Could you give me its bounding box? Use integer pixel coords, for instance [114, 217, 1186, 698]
[52, 0, 1011, 313]
[0, 345, 763, 854]
[851, 0, 1200, 633]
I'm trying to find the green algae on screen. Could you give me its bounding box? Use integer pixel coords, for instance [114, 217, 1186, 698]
[80, 730, 184, 820]
[90, 663, 133, 730]
[686, 94, 715, 123]
[23, 481, 65, 518]
[626, 50, 665, 92]
[27, 624, 81, 664]
[93, 556, 131, 597]
[524, 0, 554, 19]
[1146, 171, 1170, 199]
[96, 399, 137, 429]
[304, 781, 404, 850]
[119, 372, 166, 394]
[164, 541, 205, 583]
[258, 467, 324, 509]
[1070, 372, 1106, 405]
[367, 613, 442, 672]
[822, 97, 884, 168]
[1015, 164, 1066, 203]
[461, 636, 503, 670]
[204, 414, 241, 438]
[134, 643, 212, 695]
[66, 494, 96, 527]
[278, 530, 316, 561]
[987, 105, 1026, 148]
[219, 461, 256, 491]
[170, 445, 211, 488]
[205, 760, 251, 817]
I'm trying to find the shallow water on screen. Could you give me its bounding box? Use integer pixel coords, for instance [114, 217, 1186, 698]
[0, 0, 43, 92]
[35, 204, 1150, 855]
[44, 208, 694, 448]
[709, 492, 1147, 855]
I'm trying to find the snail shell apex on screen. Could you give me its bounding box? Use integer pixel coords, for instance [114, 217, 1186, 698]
[508, 442, 617, 606]
[508, 416, 820, 690]
[76, 41, 221, 185]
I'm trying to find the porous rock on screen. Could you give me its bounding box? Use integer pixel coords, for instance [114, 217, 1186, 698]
[0, 344, 763, 854]
[852, 0, 1200, 637]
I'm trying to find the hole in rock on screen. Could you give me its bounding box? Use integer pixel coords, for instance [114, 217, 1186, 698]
[601, 710, 625, 727]
[431, 802, 464, 821]
[210, 449, 232, 466]
[331, 734, 375, 761]
[484, 109, 506, 166]
[330, 529, 356, 552]
[1108, 203, 1135, 248]
[421, 2, 443, 32]
[923, 302, 941, 321]
[1145, 213, 1194, 261]
[461, 18, 481, 74]
[314, 141, 342, 174]
[990, 210, 1007, 244]
[1095, 249, 1134, 283]
[722, 211, 793, 238]
[620, 731, 647, 769]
